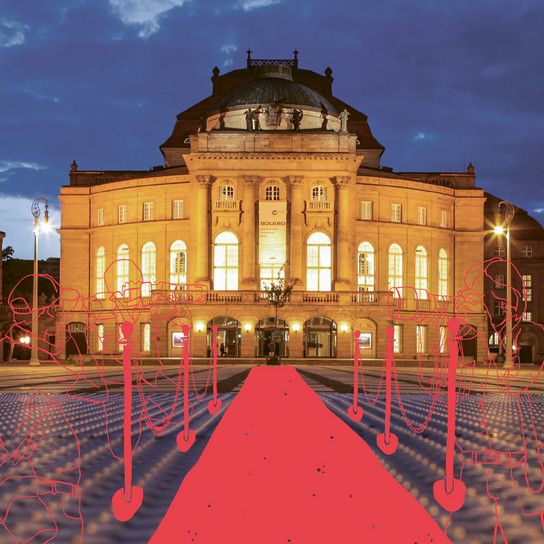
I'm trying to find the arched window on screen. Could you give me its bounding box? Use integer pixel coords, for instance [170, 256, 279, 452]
[170, 240, 187, 288]
[357, 242, 375, 291]
[438, 249, 448, 298]
[388, 244, 403, 296]
[265, 185, 280, 201]
[219, 185, 234, 201]
[116, 244, 129, 297]
[96, 247, 106, 299]
[307, 232, 331, 291]
[415, 246, 428, 299]
[214, 232, 238, 290]
[141, 242, 156, 297]
[311, 185, 327, 201]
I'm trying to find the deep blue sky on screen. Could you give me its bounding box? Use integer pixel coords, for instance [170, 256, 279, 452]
[1, 0, 543, 259]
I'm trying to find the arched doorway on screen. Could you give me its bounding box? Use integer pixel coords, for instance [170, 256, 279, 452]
[208, 316, 241, 357]
[303, 317, 337, 357]
[66, 322, 88, 358]
[255, 317, 289, 358]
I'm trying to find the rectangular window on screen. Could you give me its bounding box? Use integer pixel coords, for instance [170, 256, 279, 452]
[494, 300, 504, 316]
[172, 200, 184, 219]
[97, 324, 104, 352]
[97, 208, 104, 226]
[391, 203, 402, 222]
[440, 210, 447, 228]
[118, 205, 127, 224]
[118, 324, 125, 349]
[494, 246, 505, 257]
[361, 201, 373, 220]
[523, 312, 532, 322]
[495, 274, 505, 289]
[439, 326, 447, 354]
[393, 325, 402, 354]
[417, 206, 427, 226]
[522, 274, 532, 302]
[522, 245, 533, 258]
[143, 202, 154, 221]
[416, 325, 427, 354]
[142, 323, 151, 352]
[260, 264, 285, 291]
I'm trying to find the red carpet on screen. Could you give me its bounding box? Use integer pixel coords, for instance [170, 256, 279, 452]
[150, 366, 452, 543]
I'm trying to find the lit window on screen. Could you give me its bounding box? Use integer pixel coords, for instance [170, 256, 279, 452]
[361, 201, 373, 220]
[416, 325, 427, 354]
[391, 203, 402, 222]
[523, 312, 532, 322]
[260, 264, 284, 290]
[438, 249, 448, 298]
[143, 202, 154, 221]
[170, 240, 187, 287]
[97, 324, 104, 352]
[219, 185, 234, 201]
[96, 247, 106, 299]
[439, 326, 447, 353]
[357, 242, 375, 291]
[307, 232, 332, 291]
[495, 274, 505, 289]
[393, 324, 402, 353]
[311, 186, 327, 201]
[489, 332, 499, 346]
[388, 243, 403, 295]
[118, 323, 125, 349]
[415, 246, 428, 299]
[522, 245, 533, 258]
[417, 207, 427, 226]
[440, 210, 447, 228]
[172, 200, 184, 219]
[522, 274, 532, 302]
[142, 323, 151, 352]
[141, 242, 156, 297]
[494, 246, 505, 257]
[97, 208, 104, 226]
[116, 244, 129, 297]
[118, 205, 127, 224]
[265, 185, 280, 201]
[214, 232, 238, 290]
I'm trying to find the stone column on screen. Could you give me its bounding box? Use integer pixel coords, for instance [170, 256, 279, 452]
[241, 176, 258, 290]
[335, 176, 352, 291]
[288, 176, 304, 288]
[194, 176, 211, 287]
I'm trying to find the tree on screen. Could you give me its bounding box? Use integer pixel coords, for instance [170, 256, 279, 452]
[2, 246, 14, 261]
[262, 266, 297, 359]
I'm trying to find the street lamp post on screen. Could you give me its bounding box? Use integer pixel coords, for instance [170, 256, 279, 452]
[29, 198, 49, 367]
[494, 200, 515, 368]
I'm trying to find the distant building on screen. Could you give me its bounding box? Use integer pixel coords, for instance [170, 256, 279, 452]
[484, 193, 544, 363]
[59, 52, 492, 362]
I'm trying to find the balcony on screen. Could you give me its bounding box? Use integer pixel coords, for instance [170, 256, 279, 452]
[305, 200, 332, 211]
[213, 200, 240, 211]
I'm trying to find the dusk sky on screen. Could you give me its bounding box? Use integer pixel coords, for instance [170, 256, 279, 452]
[1, 0, 543, 259]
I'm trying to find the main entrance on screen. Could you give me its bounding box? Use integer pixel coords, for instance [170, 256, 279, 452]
[207, 316, 241, 357]
[303, 317, 337, 357]
[255, 317, 289, 358]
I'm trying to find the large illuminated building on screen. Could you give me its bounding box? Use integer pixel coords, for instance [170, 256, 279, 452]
[58, 52, 490, 363]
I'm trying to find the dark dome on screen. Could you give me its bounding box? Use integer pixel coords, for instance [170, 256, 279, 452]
[210, 78, 338, 114]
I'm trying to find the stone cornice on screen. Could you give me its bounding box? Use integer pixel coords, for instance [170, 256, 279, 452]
[189, 153, 358, 162]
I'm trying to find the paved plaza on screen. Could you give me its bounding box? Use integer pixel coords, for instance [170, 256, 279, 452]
[0, 363, 543, 543]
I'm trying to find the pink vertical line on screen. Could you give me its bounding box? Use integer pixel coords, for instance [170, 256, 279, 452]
[183, 325, 190, 441]
[384, 327, 394, 444]
[122, 328, 133, 503]
[446, 318, 460, 495]
[353, 331, 360, 411]
[212, 325, 218, 403]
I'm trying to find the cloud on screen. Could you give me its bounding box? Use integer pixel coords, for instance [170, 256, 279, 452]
[534, 208, 544, 214]
[221, 43, 237, 54]
[0, 161, 46, 174]
[108, 0, 187, 38]
[414, 132, 427, 141]
[238, 0, 283, 11]
[0, 19, 28, 48]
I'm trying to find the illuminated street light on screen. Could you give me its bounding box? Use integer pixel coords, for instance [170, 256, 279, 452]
[496, 200, 515, 368]
[29, 198, 49, 367]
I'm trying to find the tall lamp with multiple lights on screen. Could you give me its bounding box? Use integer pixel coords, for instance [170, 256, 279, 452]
[29, 198, 49, 367]
[493, 200, 515, 368]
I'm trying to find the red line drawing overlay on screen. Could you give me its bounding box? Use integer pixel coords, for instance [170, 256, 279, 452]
[0, 256, 541, 542]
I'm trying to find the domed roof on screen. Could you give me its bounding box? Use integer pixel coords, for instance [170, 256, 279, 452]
[210, 77, 338, 115]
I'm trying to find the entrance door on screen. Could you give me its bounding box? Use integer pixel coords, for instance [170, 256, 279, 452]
[255, 317, 289, 357]
[519, 345, 532, 364]
[66, 322, 88, 358]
